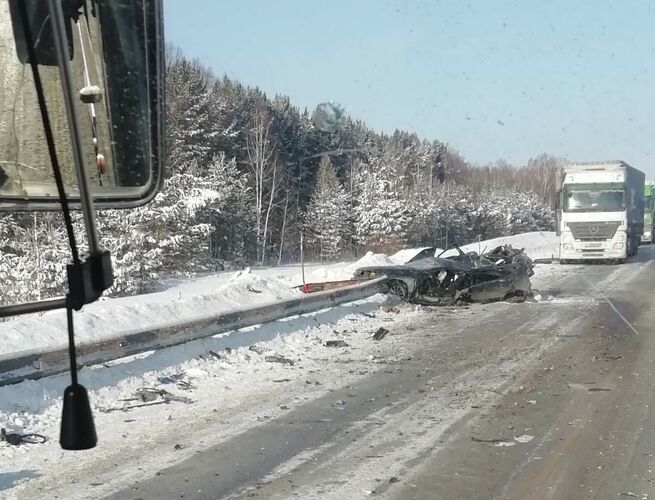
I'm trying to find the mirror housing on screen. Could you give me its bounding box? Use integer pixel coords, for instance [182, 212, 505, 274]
[0, 0, 164, 210]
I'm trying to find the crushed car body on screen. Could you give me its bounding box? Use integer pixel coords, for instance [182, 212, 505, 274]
[353, 244, 534, 305]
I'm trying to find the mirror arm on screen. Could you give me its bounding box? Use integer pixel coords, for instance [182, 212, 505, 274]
[0, 297, 68, 319]
[48, 0, 114, 309]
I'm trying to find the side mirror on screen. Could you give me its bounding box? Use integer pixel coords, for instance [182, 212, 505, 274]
[0, 0, 164, 210]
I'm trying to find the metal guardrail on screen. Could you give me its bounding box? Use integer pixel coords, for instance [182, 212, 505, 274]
[0, 277, 388, 386]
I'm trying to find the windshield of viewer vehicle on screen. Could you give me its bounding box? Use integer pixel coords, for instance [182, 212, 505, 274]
[2, 1, 655, 499]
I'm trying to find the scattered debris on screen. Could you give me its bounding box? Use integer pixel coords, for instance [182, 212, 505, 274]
[246, 284, 263, 294]
[207, 350, 223, 360]
[272, 378, 291, 383]
[174, 443, 184, 450]
[389, 477, 400, 484]
[264, 354, 295, 366]
[0, 428, 47, 445]
[588, 387, 612, 392]
[325, 340, 350, 348]
[280, 405, 290, 410]
[157, 373, 195, 391]
[157, 372, 185, 384]
[372, 327, 389, 341]
[102, 388, 193, 413]
[382, 305, 401, 314]
[133, 388, 193, 404]
[360, 312, 376, 319]
[249, 345, 268, 355]
[495, 441, 516, 447]
[471, 436, 508, 444]
[514, 434, 535, 443]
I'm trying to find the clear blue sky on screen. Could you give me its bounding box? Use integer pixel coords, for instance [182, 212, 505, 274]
[164, 0, 655, 177]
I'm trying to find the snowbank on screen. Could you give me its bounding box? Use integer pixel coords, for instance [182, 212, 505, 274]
[0, 269, 300, 357]
[352, 251, 398, 268]
[440, 232, 559, 260]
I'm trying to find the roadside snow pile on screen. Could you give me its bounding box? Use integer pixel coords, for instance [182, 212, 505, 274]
[441, 232, 558, 260]
[390, 247, 443, 264]
[0, 270, 301, 357]
[295, 262, 354, 284]
[351, 251, 398, 268]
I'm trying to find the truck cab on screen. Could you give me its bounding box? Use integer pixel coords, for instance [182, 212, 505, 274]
[558, 161, 645, 263]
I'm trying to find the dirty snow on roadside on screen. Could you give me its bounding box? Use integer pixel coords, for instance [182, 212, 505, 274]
[0, 295, 432, 499]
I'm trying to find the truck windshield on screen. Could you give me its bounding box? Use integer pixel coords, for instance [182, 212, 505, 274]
[564, 186, 625, 212]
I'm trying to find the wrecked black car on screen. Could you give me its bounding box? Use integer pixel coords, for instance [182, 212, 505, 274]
[353, 245, 534, 305]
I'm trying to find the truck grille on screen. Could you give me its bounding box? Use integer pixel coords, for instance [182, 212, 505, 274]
[567, 221, 620, 241]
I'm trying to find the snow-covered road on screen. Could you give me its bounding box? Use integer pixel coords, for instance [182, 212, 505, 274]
[0, 260, 579, 498]
[0, 231, 568, 499]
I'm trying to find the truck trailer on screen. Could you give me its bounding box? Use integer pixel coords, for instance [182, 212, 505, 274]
[642, 181, 655, 244]
[556, 161, 645, 263]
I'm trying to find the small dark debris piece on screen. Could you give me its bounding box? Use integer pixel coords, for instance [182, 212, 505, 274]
[389, 477, 400, 484]
[273, 378, 291, 383]
[157, 372, 186, 385]
[265, 354, 295, 365]
[208, 350, 223, 360]
[280, 405, 290, 410]
[471, 436, 507, 444]
[174, 443, 184, 450]
[249, 345, 268, 355]
[587, 387, 612, 392]
[360, 312, 376, 318]
[1, 428, 47, 445]
[372, 327, 389, 340]
[325, 340, 349, 348]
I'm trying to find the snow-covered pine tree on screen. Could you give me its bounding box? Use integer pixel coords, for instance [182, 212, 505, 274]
[353, 153, 414, 252]
[166, 58, 220, 175]
[304, 156, 351, 260]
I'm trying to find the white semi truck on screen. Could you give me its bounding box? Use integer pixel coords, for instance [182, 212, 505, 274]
[556, 161, 645, 263]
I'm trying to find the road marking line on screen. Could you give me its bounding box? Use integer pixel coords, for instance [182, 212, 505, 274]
[581, 276, 640, 336]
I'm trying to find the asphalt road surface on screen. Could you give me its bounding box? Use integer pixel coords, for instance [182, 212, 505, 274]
[106, 248, 655, 500]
